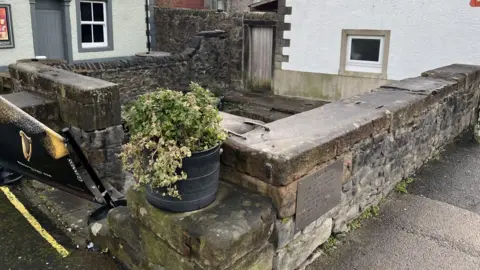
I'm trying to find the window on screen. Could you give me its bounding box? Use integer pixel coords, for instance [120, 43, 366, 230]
[76, 0, 113, 52]
[339, 30, 390, 78]
[346, 36, 384, 73]
[80, 1, 107, 48]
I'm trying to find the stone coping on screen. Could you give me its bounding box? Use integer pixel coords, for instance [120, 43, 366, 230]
[222, 64, 480, 187]
[9, 61, 122, 131]
[9, 62, 119, 104]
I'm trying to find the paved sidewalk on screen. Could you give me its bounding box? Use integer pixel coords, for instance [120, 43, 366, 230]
[309, 133, 480, 270]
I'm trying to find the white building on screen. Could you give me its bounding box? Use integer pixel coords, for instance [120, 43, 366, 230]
[0, 0, 147, 70]
[274, 0, 480, 101]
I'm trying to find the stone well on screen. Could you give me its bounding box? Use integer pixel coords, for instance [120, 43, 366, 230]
[85, 64, 480, 270]
[5, 59, 480, 269]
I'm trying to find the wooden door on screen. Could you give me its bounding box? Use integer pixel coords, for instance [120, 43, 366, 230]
[248, 26, 274, 92]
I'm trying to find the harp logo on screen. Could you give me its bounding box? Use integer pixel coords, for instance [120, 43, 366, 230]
[19, 131, 32, 162]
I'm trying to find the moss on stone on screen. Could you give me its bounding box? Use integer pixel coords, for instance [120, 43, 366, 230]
[139, 225, 195, 270]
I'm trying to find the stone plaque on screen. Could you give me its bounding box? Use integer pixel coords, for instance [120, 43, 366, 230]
[295, 159, 343, 232]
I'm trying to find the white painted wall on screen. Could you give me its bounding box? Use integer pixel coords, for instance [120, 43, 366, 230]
[283, 0, 480, 80]
[70, 0, 147, 61]
[0, 1, 34, 68]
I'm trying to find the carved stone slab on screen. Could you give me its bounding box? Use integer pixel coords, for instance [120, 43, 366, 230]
[295, 159, 343, 232]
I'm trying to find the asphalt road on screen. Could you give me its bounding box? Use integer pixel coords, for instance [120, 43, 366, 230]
[0, 186, 122, 270]
[310, 132, 480, 270]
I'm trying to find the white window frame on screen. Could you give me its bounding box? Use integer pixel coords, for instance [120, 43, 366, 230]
[339, 30, 391, 79]
[80, 1, 108, 49]
[345, 35, 384, 74]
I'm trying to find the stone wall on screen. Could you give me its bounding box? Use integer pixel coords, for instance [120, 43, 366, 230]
[153, 8, 277, 93]
[221, 64, 480, 269]
[155, 7, 244, 93]
[54, 30, 237, 104]
[80, 64, 480, 270]
[476, 111, 480, 143]
[8, 61, 125, 190]
[52, 8, 277, 102]
[83, 64, 480, 270]
[154, 8, 244, 54]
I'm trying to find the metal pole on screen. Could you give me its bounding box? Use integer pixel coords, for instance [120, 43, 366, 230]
[61, 128, 115, 208]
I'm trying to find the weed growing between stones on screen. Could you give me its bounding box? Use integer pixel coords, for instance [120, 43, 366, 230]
[395, 177, 415, 194]
[321, 236, 338, 253]
[475, 120, 480, 143]
[281, 217, 291, 224]
[347, 205, 381, 232]
[321, 205, 381, 254]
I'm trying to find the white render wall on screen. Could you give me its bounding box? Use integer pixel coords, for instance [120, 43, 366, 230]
[283, 0, 480, 80]
[70, 0, 147, 61]
[0, 1, 35, 68]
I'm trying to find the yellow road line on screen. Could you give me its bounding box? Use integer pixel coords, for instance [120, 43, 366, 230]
[0, 186, 70, 258]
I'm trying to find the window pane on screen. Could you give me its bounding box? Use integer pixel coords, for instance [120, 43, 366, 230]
[80, 2, 92, 21]
[93, 25, 105, 42]
[93, 3, 104, 22]
[350, 38, 381, 62]
[81, 24, 93, 43]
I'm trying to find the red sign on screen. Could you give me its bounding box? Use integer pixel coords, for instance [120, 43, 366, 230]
[0, 4, 13, 48]
[0, 7, 9, 41]
[471, 0, 480, 7]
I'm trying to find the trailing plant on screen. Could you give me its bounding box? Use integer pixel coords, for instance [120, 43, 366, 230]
[120, 83, 227, 198]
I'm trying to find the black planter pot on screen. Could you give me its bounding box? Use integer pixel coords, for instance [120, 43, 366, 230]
[146, 145, 221, 212]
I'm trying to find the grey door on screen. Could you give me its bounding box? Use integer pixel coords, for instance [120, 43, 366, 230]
[34, 0, 65, 59]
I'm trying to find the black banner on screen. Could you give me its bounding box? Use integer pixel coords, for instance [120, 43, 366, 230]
[0, 96, 98, 202]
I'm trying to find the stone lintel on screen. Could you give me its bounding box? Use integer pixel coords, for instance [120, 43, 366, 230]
[126, 182, 275, 269]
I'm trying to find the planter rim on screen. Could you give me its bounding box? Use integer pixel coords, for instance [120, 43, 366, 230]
[190, 143, 221, 155]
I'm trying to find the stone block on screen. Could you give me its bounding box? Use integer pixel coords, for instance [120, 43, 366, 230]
[89, 218, 146, 269]
[85, 149, 106, 165]
[138, 225, 197, 270]
[221, 165, 297, 218]
[107, 207, 141, 252]
[127, 182, 275, 269]
[230, 243, 274, 270]
[1, 91, 61, 127]
[273, 218, 332, 270]
[57, 97, 121, 131]
[475, 120, 480, 143]
[422, 64, 480, 90]
[382, 76, 458, 96]
[273, 217, 295, 249]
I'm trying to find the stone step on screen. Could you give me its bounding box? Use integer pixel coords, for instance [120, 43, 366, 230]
[224, 102, 292, 122]
[1, 91, 60, 128]
[224, 91, 328, 114]
[223, 91, 328, 123]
